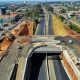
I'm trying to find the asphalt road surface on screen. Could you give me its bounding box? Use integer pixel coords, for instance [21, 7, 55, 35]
[52, 56, 69, 80]
[55, 36, 80, 57]
[25, 53, 48, 80]
[25, 53, 69, 80]
[25, 10, 70, 80]
[35, 17, 45, 35]
[48, 13, 53, 35]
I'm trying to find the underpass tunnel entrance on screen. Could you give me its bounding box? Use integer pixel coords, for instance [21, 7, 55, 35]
[33, 45, 63, 60]
[24, 46, 64, 80]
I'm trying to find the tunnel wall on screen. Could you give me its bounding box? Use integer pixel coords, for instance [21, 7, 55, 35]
[62, 50, 80, 80]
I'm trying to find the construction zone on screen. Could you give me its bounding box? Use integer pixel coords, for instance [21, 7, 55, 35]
[0, 19, 36, 60]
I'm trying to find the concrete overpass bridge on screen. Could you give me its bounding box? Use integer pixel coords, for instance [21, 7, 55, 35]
[22, 43, 69, 80]
[14, 42, 80, 80]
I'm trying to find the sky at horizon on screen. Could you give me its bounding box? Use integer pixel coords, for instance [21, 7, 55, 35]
[0, 0, 80, 2]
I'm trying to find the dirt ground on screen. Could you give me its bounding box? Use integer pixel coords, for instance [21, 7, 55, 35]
[52, 15, 80, 39]
[52, 16, 68, 36]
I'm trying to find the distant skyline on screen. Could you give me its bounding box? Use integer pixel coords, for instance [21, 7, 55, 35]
[0, 0, 80, 2]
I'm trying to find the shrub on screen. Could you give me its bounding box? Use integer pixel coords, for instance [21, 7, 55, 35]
[59, 15, 65, 22]
[69, 23, 80, 33]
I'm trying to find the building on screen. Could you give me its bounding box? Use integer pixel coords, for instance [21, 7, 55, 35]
[0, 7, 7, 15]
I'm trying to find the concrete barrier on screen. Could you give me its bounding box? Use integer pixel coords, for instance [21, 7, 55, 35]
[62, 50, 80, 80]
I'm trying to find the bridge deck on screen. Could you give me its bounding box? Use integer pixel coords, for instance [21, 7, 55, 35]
[34, 46, 62, 54]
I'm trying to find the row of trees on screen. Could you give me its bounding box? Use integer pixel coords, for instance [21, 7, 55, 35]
[59, 15, 80, 33]
[45, 5, 53, 13]
[69, 23, 80, 33]
[24, 4, 44, 34]
[60, 8, 66, 13]
[24, 4, 43, 20]
[59, 15, 65, 21]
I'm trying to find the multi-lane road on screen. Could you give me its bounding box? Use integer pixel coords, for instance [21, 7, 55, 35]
[35, 17, 46, 35]
[55, 36, 80, 58]
[25, 8, 70, 80]
[48, 12, 53, 35]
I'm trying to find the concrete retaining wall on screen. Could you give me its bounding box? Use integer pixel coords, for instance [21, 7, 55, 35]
[63, 50, 80, 80]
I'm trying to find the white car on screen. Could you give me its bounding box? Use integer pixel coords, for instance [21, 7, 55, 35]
[69, 39, 73, 44]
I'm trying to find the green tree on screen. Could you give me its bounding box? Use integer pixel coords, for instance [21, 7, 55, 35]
[60, 8, 66, 13]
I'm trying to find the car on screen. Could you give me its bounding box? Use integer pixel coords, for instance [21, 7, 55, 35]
[17, 46, 23, 49]
[68, 39, 73, 44]
[0, 27, 3, 31]
[76, 57, 80, 65]
[8, 28, 13, 30]
[3, 23, 9, 27]
[77, 57, 80, 61]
